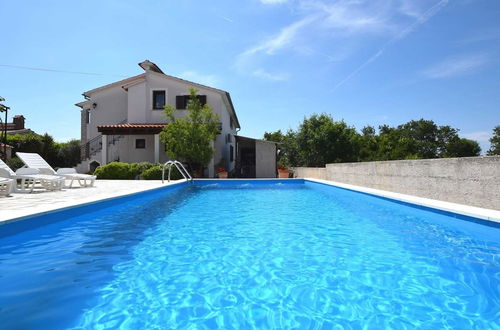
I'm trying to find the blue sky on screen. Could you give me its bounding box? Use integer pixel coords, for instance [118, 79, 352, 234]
[1, 0, 499, 152]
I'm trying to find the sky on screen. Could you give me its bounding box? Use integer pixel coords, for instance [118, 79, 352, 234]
[1, 0, 499, 152]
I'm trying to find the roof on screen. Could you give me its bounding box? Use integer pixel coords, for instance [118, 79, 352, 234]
[76, 60, 241, 129]
[97, 123, 167, 135]
[236, 135, 279, 144]
[81, 73, 145, 98]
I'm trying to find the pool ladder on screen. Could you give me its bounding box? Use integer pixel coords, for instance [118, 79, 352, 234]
[162, 160, 193, 183]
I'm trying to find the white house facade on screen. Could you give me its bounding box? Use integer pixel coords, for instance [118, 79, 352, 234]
[76, 60, 240, 178]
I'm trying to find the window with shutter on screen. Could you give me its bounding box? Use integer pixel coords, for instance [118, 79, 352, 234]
[176, 95, 207, 109]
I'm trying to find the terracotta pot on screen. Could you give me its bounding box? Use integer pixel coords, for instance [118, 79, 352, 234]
[218, 171, 228, 179]
[278, 169, 289, 178]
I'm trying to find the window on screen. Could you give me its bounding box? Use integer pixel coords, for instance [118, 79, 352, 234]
[152, 90, 166, 110]
[176, 95, 207, 109]
[135, 139, 146, 149]
[230, 145, 234, 162]
[85, 110, 90, 124]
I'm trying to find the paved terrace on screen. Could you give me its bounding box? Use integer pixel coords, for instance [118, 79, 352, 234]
[0, 180, 184, 223]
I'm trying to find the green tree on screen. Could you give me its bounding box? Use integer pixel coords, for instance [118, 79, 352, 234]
[487, 126, 500, 155]
[263, 129, 300, 168]
[295, 114, 360, 166]
[160, 88, 220, 174]
[57, 139, 81, 167]
[444, 138, 481, 157]
[359, 125, 379, 161]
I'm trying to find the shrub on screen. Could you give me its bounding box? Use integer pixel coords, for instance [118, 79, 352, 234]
[93, 162, 135, 179]
[130, 162, 159, 178]
[141, 165, 183, 180]
[6, 157, 24, 171]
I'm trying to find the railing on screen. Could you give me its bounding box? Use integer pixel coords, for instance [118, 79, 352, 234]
[81, 120, 127, 161]
[81, 134, 102, 161]
[162, 160, 192, 183]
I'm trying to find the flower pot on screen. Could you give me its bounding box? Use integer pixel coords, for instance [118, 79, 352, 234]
[278, 169, 289, 178]
[218, 171, 228, 179]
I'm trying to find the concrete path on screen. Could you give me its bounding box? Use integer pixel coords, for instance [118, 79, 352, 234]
[0, 180, 184, 223]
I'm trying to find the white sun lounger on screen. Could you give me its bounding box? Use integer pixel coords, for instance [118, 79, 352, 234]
[16, 152, 96, 188]
[0, 178, 14, 196]
[0, 158, 64, 193]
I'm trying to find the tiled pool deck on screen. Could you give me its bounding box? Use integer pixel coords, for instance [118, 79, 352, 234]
[0, 180, 184, 223]
[1, 178, 499, 225]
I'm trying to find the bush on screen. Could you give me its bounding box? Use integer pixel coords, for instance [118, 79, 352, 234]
[130, 162, 159, 178]
[93, 162, 135, 180]
[141, 165, 184, 180]
[6, 157, 24, 171]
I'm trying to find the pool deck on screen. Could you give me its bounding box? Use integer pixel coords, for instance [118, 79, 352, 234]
[1, 178, 499, 225]
[0, 180, 184, 223]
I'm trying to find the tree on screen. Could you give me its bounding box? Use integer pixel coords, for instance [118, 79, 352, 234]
[263, 129, 299, 168]
[57, 139, 81, 167]
[487, 126, 500, 155]
[444, 138, 481, 157]
[160, 88, 220, 174]
[295, 114, 360, 166]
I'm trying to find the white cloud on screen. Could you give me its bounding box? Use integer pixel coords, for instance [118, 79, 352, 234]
[235, 0, 450, 85]
[177, 71, 219, 87]
[331, 0, 449, 92]
[239, 17, 315, 59]
[304, 0, 394, 36]
[252, 69, 290, 81]
[421, 53, 489, 79]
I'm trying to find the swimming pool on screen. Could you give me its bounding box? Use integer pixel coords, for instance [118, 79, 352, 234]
[0, 179, 498, 329]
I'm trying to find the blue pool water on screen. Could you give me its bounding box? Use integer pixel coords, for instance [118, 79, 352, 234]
[0, 180, 499, 329]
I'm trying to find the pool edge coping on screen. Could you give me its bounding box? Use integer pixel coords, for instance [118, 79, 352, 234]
[304, 178, 500, 223]
[0, 180, 188, 225]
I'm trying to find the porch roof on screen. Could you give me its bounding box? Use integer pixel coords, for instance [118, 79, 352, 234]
[97, 123, 167, 135]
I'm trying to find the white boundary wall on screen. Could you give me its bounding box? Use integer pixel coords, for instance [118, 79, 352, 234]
[294, 156, 500, 210]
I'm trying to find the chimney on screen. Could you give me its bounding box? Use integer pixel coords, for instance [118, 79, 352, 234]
[13, 115, 25, 130]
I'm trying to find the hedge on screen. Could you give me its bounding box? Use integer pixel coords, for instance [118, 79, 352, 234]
[93, 161, 184, 180]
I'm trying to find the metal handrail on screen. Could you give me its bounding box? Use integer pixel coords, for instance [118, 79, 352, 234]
[162, 160, 193, 183]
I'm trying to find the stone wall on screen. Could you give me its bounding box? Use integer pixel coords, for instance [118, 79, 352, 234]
[294, 156, 500, 210]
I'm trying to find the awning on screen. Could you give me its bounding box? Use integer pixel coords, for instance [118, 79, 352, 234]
[97, 123, 167, 135]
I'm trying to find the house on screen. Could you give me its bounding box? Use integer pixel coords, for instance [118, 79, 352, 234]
[76, 60, 277, 177]
[0, 115, 34, 135]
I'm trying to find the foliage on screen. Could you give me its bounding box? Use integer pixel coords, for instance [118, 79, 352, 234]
[92, 161, 183, 180]
[444, 138, 481, 158]
[140, 165, 183, 180]
[487, 126, 500, 155]
[6, 157, 24, 171]
[266, 114, 359, 167]
[140, 166, 163, 180]
[160, 88, 220, 174]
[56, 139, 81, 168]
[264, 115, 483, 167]
[130, 162, 159, 177]
[93, 162, 135, 180]
[6, 133, 80, 168]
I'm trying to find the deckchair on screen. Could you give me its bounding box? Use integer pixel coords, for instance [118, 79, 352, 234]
[0, 178, 14, 196]
[16, 152, 96, 188]
[0, 158, 64, 192]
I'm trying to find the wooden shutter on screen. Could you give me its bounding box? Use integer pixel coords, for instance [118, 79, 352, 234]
[176, 96, 184, 109]
[197, 95, 207, 105]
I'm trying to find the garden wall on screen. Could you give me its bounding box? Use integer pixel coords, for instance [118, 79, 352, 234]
[294, 156, 500, 210]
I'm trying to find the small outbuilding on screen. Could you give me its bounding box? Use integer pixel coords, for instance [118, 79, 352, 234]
[234, 136, 278, 178]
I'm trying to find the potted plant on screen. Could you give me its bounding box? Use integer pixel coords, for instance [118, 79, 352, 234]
[217, 167, 228, 179]
[278, 165, 290, 178]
